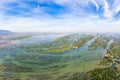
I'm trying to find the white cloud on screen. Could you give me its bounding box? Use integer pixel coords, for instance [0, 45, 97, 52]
[90, 0, 99, 11]
[103, 0, 113, 18]
[0, 14, 120, 33]
[0, 0, 120, 33]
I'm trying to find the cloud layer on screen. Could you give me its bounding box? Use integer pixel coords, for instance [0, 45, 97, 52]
[0, 0, 120, 32]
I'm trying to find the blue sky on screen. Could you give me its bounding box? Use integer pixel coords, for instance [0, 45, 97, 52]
[0, 0, 120, 32]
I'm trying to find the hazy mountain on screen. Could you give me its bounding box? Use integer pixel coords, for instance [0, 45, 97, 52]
[0, 30, 12, 36]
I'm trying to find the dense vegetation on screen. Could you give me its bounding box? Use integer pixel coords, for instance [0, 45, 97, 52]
[72, 67, 120, 80]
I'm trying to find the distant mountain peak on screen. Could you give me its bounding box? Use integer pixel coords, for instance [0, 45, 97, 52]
[0, 29, 12, 36]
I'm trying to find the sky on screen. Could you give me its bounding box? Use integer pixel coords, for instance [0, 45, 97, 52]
[0, 0, 120, 33]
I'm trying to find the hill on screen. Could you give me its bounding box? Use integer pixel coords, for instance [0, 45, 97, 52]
[0, 30, 12, 36]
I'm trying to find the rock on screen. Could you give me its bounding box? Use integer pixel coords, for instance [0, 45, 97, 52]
[104, 53, 111, 58]
[104, 53, 113, 58]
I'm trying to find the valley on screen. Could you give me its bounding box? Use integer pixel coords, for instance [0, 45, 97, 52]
[0, 33, 120, 80]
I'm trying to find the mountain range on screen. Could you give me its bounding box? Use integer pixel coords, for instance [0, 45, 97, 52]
[0, 30, 12, 36]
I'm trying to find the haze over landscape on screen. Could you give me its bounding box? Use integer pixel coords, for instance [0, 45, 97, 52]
[0, 0, 120, 80]
[0, 0, 120, 32]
